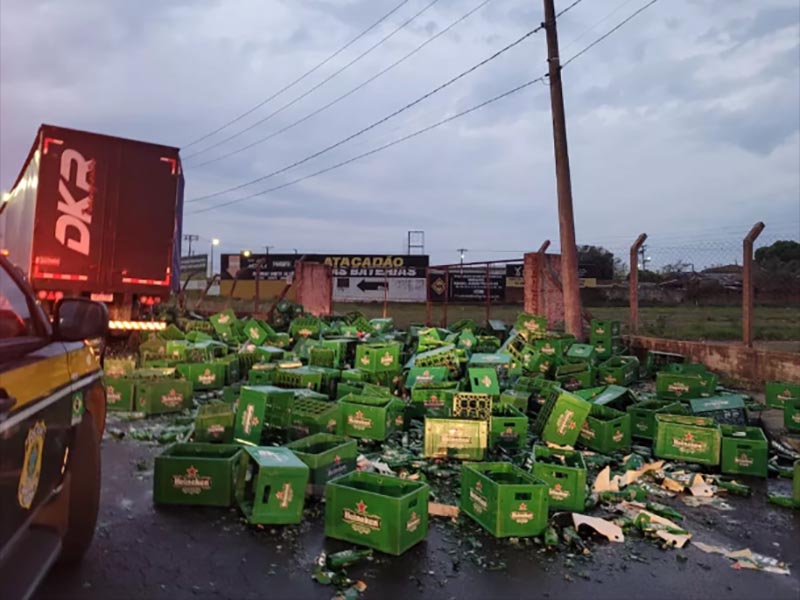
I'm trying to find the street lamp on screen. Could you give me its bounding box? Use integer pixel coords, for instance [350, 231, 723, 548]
[210, 238, 220, 277]
[242, 250, 252, 257]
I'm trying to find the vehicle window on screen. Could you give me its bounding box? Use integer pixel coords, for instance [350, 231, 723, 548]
[0, 264, 34, 339]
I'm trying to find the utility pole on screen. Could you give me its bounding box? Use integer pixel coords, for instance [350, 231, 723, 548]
[543, 0, 583, 340]
[264, 245, 273, 255]
[183, 233, 199, 256]
[457, 248, 468, 268]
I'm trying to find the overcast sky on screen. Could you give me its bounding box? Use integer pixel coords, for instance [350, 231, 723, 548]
[1, 0, 798, 268]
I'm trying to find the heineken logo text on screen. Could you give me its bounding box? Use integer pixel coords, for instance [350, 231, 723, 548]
[173, 466, 212, 495]
[347, 411, 373, 431]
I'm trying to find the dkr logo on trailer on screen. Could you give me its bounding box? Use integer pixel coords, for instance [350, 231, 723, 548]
[56, 148, 94, 255]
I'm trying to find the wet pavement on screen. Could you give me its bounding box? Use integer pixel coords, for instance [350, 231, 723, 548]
[37, 436, 800, 600]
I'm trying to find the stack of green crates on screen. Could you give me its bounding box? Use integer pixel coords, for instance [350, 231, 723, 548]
[409, 381, 459, 418]
[589, 320, 621, 360]
[154, 443, 242, 506]
[324, 471, 429, 555]
[532, 445, 587, 512]
[654, 414, 721, 465]
[461, 462, 549, 538]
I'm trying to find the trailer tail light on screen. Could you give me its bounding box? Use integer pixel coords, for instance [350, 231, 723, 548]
[90, 293, 114, 303]
[37, 290, 47, 300]
[108, 320, 168, 331]
[0, 249, 9, 256]
[122, 276, 170, 286]
[37, 290, 64, 301]
[34, 271, 89, 282]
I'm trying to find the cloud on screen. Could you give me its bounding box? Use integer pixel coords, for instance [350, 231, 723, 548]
[1, 0, 798, 268]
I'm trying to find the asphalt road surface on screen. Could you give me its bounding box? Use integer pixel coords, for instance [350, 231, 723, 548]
[37, 438, 800, 600]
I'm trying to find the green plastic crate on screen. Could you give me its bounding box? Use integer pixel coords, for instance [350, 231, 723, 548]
[236, 446, 309, 524]
[289, 316, 322, 340]
[195, 402, 235, 443]
[324, 471, 429, 556]
[591, 319, 621, 337]
[628, 400, 688, 440]
[654, 414, 721, 465]
[408, 382, 458, 418]
[273, 366, 324, 391]
[785, 399, 800, 432]
[309, 347, 336, 368]
[489, 404, 528, 449]
[105, 377, 135, 411]
[555, 361, 594, 391]
[176, 362, 226, 391]
[531, 445, 587, 512]
[248, 363, 276, 385]
[598, 356, 639, 387]
[244, 318, 274, 346]
[286, 433, 357, 495]
[424, 418, 487, 460]
[578, 404, 631, 454]
[766, 381, 800, 409]
[134, 379, 193, 415]
[289, 396, 342, 439]
[532, 390, 591, 447]
[689, 395, 747, 426]
[234, 385, 294, 445]
[468, 368, 500, 396]
[370, 318, 394, 334]
[405, 366, 449, 388]
[498, 389, 529, 413]
[566, 343, 596, 363]
[355, 343, 401, 373]
[534, 337, 572, 360]
[590, 335, 621, 360]
[104, 358, 137, 378]
[216, 354, 241, 386]
[580, 385, 640, 411]
[461, 462, 549, 538]
[165, 340, 189, 361]
[452, 392, 493, 421]
[720, 425, 768, 477]
[340, 395, 404, 440]
[656, 371, 717, 400]
[795, 460, 800, 504]
[644, 351, 685, 377]
[154, 443, 242, 506]
[515, 313, 548, 340]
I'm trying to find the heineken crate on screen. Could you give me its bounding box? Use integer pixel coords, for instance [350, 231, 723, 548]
[322, 338, 354, 368]
[489, 404, 528, 449]
[578, 404, 631, 454]
[355, 342, 400, 373]
[104, 377, 135, 411]
[414, 345, 460, 377]
[340, 395, 404, 440]
[515, 313, 548, 340]
[135, 379, 193, 415]
[176, 362, 227, 391]
[341, 369, 367, 384]
[244, 318, 275, 346]
[236, 446, 309, 524]
[248, 363, 277, 385]
[628, 400, 688, 440]
[289, 396, 342, 439]
[585, 385, 639, 411]
[286, 433, 357, 496]
[165, 340, 189, 361]
[409, 382, 459, 418]
[273, 366, 324, 391]
[222, 384, 241, 406]
[521, 349, 555, 378]
[254, 345, 287, 363]
[498, 389, 530, 413]
[720, 425, 768, 477]
[405, 366, 449, 388]
[531, 445, 587, 513]
[289, 316, 322, 340]
[185, 341, 227, 363]
[590, 335, 622, 360]
[590, 319, 621, 338]
[309, 347, 336, 368]
[370, 318, 394, 334]
[104, 358, 137, 378]
[785, 398, 800, 432]
[468, 352, 514, 387]
[269, 332, 291, 349]
[195, 402, 235, 443]
[324, 471, 429, 556]
[598, 356, 639, 387]
[795, 460, 800, 504]
[654, 414, 721, 465]
[303, 365, 341, 399]
[689, 395, 747, 425]
[457, 329, 477, 352]
[461, 462, 549, 538]
[139, 338, 168, 364]
[656, 371, 718, 400]
[154, 443, 242, 506]
[555, 362, 594, 391]
[566, 343, 596, 363]
[234, 386, 294, 445]
[766, 381, 800, 409]
[424, 418, 488, 460]
[644, 350, 685, 377]
[468, 368, 500, 397]
[216, 354, 241, 386]
[452, 392, 493, 421]
[534, 337, 573, 360]
[532, 390, 591, 447]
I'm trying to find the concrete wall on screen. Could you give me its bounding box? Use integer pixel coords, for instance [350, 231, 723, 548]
[524, 252, 565, 327]
[627, 335, 800, 388]
[296, 261, 332, 317]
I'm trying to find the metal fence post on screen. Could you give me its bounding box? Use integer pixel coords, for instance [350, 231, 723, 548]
[425, 267, 432, 327]
[485, 263, 491, 325]
[743, 222, 765, 347]
[537, 241, 550, 316]
[443, 266, 450, 328]
[630, 234, 647, 334]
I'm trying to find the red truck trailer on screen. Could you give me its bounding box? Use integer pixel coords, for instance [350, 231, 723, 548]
[0, 124, 184, 328]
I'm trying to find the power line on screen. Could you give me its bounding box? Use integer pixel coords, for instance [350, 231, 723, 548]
[182, 0, 411, 149]
[184, 0, 444, 161]
[556, 0, 588, 18]
[563, 0, 660, 66]
[187, 0, 496, 169]
[188, 25, 545, 203]
[189, 75, 548, 214]
[560, 0, 640, 52]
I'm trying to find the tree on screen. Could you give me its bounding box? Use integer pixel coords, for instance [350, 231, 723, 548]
[755, 240, 800, 273]
[577, 245, 615, 280]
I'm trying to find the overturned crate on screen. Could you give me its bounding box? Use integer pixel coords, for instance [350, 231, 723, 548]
[286, 433, 357, 496]
[531, 445, 587, 513]
[324, 471, 429, 556]
[461, 462, 549, 538]
[154, 443, 242, 507]
[236, 446, 309, 524]
[233, 386, 294, 445]
[532, 389, 591, 447]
